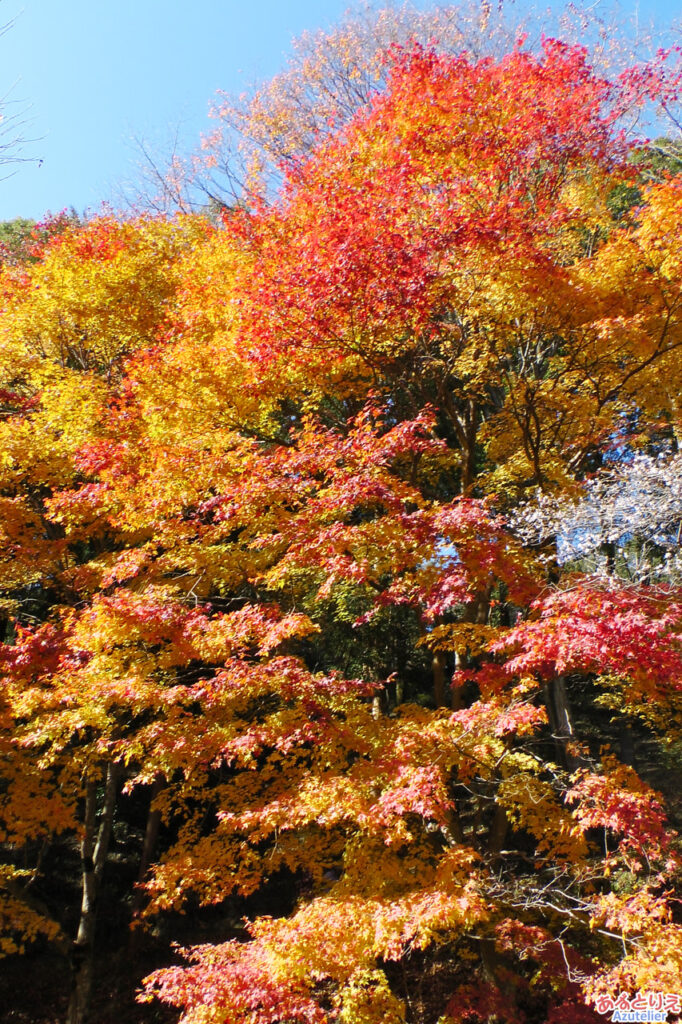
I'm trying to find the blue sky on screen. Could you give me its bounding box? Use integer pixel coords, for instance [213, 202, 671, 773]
[0, 0, 678, 221]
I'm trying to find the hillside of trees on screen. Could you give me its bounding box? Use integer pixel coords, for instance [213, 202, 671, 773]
[2, 6, 682, 1024]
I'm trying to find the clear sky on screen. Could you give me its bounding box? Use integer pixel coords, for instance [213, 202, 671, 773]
[0, 0, 678, 222]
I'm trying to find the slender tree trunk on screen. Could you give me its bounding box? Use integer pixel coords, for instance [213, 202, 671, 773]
[452, 587, 492, 709]
[67, 762, 119, 1024]
[479, 931, 518, 1003]
[451, 649, 465, 710]
[442, 806, 464, 846]
[619, 721, 635, 766]
[487, 802, 508, 865]
[433, 651, 447, 707]
[544, 676, 583, 771]
[130, 775, 165, 950]
[442, 390, 478, 493]
[600, 539, 616, 575]
[487, 733, 512, 867]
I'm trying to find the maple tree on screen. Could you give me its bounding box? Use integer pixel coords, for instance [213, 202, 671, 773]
[2, 22, 682, 1024]
[132, 0, 673, 214]
[0, 211, 210, 1022]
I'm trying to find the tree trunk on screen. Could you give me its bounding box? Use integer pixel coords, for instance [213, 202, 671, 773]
[130, 775, 165, 950]
[544, 676, 583, 771]
[452, 587, 491, 709]
[433, 651, 447, 707]
[442, 806, 464, 846]
[619, 721, 635, 766]
[487, 801, 508, 865]
[67, 762, 119, 1024]
[442, 390, 478, 493]
[600, 539, 616, 575]
[451, 649, 465, 710]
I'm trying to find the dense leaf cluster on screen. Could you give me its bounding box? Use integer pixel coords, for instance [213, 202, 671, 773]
[2, 28, 682, 1024]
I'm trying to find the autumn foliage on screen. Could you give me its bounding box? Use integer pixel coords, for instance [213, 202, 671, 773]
[2, 28, 682, 1024]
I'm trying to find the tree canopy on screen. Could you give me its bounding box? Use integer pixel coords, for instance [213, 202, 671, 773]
[2, 16, 682, 1024]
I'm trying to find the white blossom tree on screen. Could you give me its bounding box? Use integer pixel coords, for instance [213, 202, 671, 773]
[512, 450, 682, 582]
